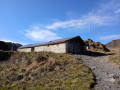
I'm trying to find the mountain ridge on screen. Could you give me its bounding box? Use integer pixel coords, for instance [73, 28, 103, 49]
[105, 39, 120, 52]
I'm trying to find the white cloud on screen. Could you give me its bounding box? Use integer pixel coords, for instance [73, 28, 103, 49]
[45, 14, 119, 30]
[23, 0, 120, 42]
[99, 35, 120, 40]
[25, 26, 61, 42]
[45, 0, 120, 30]
[0, 39, 27, 45]
[46, 19, 88, 30]
[1, 39, 16, 43]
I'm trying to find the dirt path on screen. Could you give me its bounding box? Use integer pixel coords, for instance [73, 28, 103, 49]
[72, 55, 120, 90]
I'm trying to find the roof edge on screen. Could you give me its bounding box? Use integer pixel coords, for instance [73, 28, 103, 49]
[18, 36, 83, 49]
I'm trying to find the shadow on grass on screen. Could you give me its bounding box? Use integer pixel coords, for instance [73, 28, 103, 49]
[71, 51, 115, 57]
[86, 51, 107, 56]
[90, 71, 97, 89]
[0, 51, 12, 61]
[81, 51, 114, 57]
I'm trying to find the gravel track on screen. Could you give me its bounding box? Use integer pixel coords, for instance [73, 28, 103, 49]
[71, 55, 120, 90]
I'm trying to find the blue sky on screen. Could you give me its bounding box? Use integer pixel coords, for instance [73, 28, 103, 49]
[0, 0, 120, 45]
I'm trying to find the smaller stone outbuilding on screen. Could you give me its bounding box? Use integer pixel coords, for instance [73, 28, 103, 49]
[18, 36, 86, 54]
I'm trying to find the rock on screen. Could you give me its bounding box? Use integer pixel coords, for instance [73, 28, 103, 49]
[91, 67, 95, 70]
[105, 85, 111, 88]
[16, 75, 24, 81]
[109, 78, 116, 83]
[117, 81, 120, 85]
[113, 75, 119, 79]
[0, 68, 3, 71]
[84, 39, 110, 52]
[31, 73, 38, 77]
[4, 81, 9, 85]
[25, 77, 31, 81]
[21, 69, 26, 73]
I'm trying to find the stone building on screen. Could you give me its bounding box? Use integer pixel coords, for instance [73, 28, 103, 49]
[18, 36, 86, 54]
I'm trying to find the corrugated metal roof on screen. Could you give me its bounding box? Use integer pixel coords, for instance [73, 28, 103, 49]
[19, 36, 83, 49]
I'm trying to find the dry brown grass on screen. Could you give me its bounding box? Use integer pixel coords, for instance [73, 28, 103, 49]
[0, 51, 95, 90]
[109, 52, 120, 65]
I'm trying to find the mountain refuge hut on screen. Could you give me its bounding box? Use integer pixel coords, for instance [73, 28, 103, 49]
[18, 36, 86, 54]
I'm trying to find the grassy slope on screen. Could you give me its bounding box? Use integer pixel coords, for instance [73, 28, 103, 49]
[0, 51, 94, 90]
[109, 52, 120, 65]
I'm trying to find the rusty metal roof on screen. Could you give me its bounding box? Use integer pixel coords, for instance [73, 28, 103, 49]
[19, 36, 84, 49]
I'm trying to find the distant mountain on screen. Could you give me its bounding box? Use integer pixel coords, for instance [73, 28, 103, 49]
[105, 39, 120, 52]
[106, 39, 120, 48]
[0, 41, 22, 51]
[85, 39, 110, 52]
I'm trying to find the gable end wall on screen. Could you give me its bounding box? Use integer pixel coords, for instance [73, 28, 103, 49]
[66, 41, 86, 54]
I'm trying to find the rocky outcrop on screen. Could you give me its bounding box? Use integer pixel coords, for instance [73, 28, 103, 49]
[85, 39, 110, 52]
[0, 41, 22, 51]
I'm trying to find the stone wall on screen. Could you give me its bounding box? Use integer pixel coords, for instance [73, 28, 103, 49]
[18, 41, 86, 54]
[18, 48, 32, 52]
[34, 43, 66, 53]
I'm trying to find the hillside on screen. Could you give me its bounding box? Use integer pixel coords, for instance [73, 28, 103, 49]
[0, 41, 22, 51]
[84, 39, 110, 52]
[0, 51, 95, 90]
[106, 39, 120, 52]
